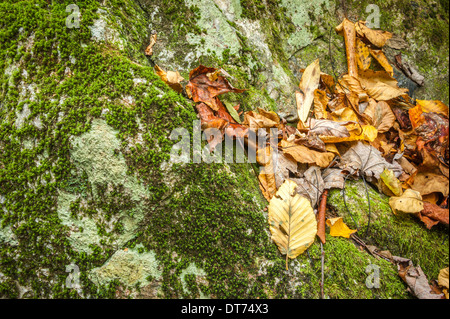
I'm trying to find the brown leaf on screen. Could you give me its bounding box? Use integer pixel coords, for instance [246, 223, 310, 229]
[291, 166, 324, 208]
[307, 118, 351, 139]
[313, 89, 330, 120]
[358, 69, 409, 101]
[364, 100, 396, 133]
[410, 171, 449, 197]
[322, 168, 346, 190]
[145, 31, 157, 56]
[356, 38, 371, 70]
[154, 64, 184, 93]
[418, 202, 449, 229]
[339, 141, 402, 180]
[186, 65, 245, 111]
[394, 257, 444, 299]
[281, 139, 335, 168]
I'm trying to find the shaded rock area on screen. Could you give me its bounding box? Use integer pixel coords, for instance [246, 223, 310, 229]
[0, 0, 448, 299]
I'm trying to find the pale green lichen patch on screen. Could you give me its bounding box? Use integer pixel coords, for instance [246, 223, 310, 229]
[70, 118, 150, 202]
[89, 245, 162, 288]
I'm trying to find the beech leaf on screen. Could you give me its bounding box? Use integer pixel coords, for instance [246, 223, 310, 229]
[268, 179, 317, 270]
[326, 217, 357, 238]
[389, 189, 424, 214]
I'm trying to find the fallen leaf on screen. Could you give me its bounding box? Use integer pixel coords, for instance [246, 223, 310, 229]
[326, 217, 357, 238]
[223, 101, 242, 123]
[313, 89, 330, 120]
[416, 100, 449, 117]
[145, 31, 157, 56]
[358, 69, 409, 101]
[438, 267, 449, 299]
[339, 141, 402, 180]
[355, 21, 393, 48]
[418, 201, 449, 229]
[186, 65, 245, 111]
[322, 168, 346, 190]
[154, 64, 184, 93]
[369, 49, 394, 76]
[394, 256, 444, 299]
[291, 166, 324, 208]
[410, 171, 449, 197]
[243, 109, 280, 130]
[307, 118, 351, 139]
[356, 38, 371, 70]
[380, 168, 403, 196]
[389, 189, 424, 214]
[268, 179, 317, 270]
[297, 59, 321, 124]
[363, 100, 396, 133]
[281, 139, 335, 168]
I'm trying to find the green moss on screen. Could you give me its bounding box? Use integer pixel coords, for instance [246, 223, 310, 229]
[328, 179, 449, 281]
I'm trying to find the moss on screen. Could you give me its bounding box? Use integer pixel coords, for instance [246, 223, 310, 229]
[328, 179, 449, 281]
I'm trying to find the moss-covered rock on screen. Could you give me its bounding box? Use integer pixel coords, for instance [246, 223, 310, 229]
[0, 0, 448, 299]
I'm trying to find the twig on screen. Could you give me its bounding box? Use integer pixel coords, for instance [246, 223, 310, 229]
[317, 189, 329, 244]
[320, 242, 325, 299]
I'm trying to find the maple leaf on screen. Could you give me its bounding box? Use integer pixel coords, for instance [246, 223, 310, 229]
[326, 217, 357, 238]
[186, 65, 245, 111]
[339, 141, 402, 181]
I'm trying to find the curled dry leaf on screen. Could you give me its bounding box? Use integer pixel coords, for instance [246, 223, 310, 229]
[145, 31, 157, 56]
[268, 179, 317, 270]
[380, 168, 403, 196]
[326, 217, 357, 238]
[291, 166, 324, 208]
[394, 256, 444, 299]
[389, 189, 423, 214]
[257, 146, 277, 201]
[297, 59, 321, 124]
[307, 118, 351, 139]
[322, 168, 346, 190]
[154, 64, 184, 93]
[280, 139, 335, 168]
[418, 201, 449, 229]
[355, 21, 393, 48]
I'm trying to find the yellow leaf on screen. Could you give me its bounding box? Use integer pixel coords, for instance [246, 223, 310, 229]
[268, 179, 317, 270]
[331, 107, 359, 122]
[319, 124, 378, 143]
[313, 89, 330, 119]
[326, 217, 357, 238]
[416, 100, 449, 117]
[280, 139, 335, 168]
[242, 110, 279, 130]
[298, 59, 321, 123]
[355, 21, 393, 48]
[389, 189, 423, 214]
[356, 38, 371, 70]
[369, 49, 394, 76]
[439, 267, 449, 299]
[380, 168, 403, 197]
[257, 146, 277, 201]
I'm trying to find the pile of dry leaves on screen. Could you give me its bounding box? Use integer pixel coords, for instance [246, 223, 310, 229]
[148, 18, 449, 299]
